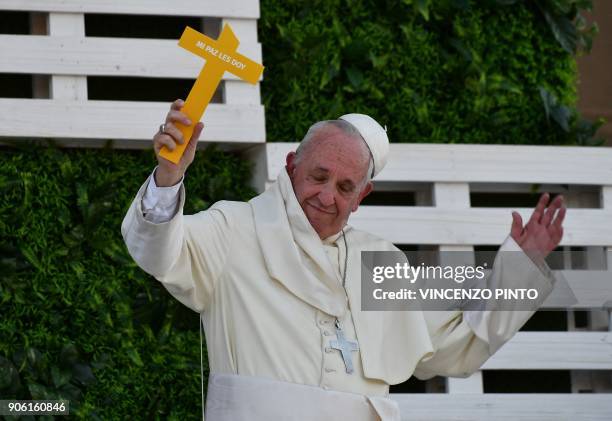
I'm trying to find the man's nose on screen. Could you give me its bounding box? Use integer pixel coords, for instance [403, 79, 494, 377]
[318, 185, 335, 207]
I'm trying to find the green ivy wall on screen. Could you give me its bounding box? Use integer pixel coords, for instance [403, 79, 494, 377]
[260, 0, 598, 144]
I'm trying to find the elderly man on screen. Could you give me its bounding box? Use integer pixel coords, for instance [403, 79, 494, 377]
[122, 100, 565, 420]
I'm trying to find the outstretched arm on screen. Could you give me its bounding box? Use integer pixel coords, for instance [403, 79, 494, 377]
[414, 194, 566, 379]
[121, 100, 231, 313]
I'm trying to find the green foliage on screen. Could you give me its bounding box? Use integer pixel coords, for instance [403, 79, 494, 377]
[0, 145, 254, 419]
[259, 0, 600, 145]
[494, 0, 598, 53]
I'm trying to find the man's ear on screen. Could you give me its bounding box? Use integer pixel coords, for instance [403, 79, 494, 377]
[285, 152, 297, 177]
[352, 182, 373, 212]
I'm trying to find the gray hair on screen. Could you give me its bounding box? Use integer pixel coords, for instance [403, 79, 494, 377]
[294, 120, 374, 186]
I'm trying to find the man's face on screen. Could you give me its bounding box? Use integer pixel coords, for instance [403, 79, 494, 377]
[286, 126, 373, 239]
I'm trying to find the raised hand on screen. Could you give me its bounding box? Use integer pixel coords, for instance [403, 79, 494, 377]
[510, 193, 566, 260]
[153, 99, 204, 187]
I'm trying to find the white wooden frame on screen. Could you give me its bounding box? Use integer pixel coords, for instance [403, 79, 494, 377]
[0, 0, 265, 145]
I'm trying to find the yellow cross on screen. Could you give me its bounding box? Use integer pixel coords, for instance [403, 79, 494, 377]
[159, 25, 264, 163]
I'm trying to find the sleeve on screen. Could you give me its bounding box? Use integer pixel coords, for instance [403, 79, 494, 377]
[463, 235, 555, 355]
[412, 310, 490, 379]
[121, 174, 233, 312]
[142, 166, 183, 224]
[412, 235, 555, 380]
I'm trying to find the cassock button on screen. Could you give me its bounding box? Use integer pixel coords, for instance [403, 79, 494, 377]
[325, 368, 335, 373]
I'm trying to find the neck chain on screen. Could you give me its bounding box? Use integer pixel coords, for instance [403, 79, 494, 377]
[330, 228, 360, 374]
[341, 228, 348, 288]
[336, 228, 349, 326]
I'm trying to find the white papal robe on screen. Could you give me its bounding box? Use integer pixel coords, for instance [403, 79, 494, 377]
[121, 168, 555, 420]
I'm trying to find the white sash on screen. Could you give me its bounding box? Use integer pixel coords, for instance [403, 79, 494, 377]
[204, 373, 401, 421]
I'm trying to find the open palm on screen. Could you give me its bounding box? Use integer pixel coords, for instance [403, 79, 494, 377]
[510, 193, 566, 260]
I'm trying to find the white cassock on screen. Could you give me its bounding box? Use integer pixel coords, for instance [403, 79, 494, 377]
[121, 167, 555, 421]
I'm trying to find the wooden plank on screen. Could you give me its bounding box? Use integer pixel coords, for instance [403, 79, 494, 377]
[223, 81, 261, 105]
[391, 394, 612, 420]
[48, 13, 87, 100]
[482, 332, 612, 370]
[0, 0, 260, 18]
[553, 270, 612, 310]
[0, 35, 262, 80]
[446, 372, 483, 394]
[436, 184, 482, 395]
[265, 143, 612, 186]
[433, 183, 470, 208]
[222, 18, 263, 105]
[222, 18, 259, 42]
[350, 206, 612, 246]
[29, 12, 49, 99]
[602, 186, 612, 208]
[48, 12, 83, 35]
[50, 75, 87, 100]
[0, 99, 265, 143]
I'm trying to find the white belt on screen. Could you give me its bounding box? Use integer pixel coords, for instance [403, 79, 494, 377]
[205, 373, 400, 421]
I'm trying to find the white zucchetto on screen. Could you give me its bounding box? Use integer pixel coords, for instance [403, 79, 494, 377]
[339, 113, 389, 178]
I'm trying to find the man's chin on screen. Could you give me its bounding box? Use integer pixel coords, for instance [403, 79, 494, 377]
[305, 215, 328, 235]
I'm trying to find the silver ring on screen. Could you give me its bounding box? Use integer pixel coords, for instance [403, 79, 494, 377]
[159, 123, 166, 134]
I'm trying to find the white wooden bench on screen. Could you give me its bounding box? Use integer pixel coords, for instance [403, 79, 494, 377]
[0, 0, 265, 147]
[261, 142, 612, 420]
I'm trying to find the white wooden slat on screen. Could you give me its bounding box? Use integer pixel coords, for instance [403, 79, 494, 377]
[601, 185, 612, 367]
[223, 81, 262, 105]
[0, 35, 262, 80]
[265, 143, 612, 185]
[221, 18, 263, 106]
[48, 13, 87, 100]
[221, 18, 259, 42]
[437, 176, 481, 395]
[433, 182, 470, 208]
[552, 270, 612, 309]
[391, 394, 612, 421]
[446, 372, 483, 394]
[48, 12, 84, 35]
[602, 186, 612, 211]
[436, 180, 481, 395]
[29, 12, 49, 99]
[602, 188, 612, 274]
[482, 332, 612, 369]
[350, 206, 612, 246]
[50, 75, 87, 100]
[0, 99, 265, 143]
[0, 0, 260, 18]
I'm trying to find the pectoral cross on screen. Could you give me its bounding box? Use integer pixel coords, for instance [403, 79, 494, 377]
[329, 320, 359, 374]
[159, 25, 264, 164]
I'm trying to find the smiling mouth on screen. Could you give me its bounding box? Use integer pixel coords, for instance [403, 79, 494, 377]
[306, 201, 336, 215]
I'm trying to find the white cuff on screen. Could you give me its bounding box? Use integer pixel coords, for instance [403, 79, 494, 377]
[142, 167, 183, 223]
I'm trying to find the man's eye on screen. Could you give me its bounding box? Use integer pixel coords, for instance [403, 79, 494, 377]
[340, 185, 353, 193]
[313, 176, 326, 182]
